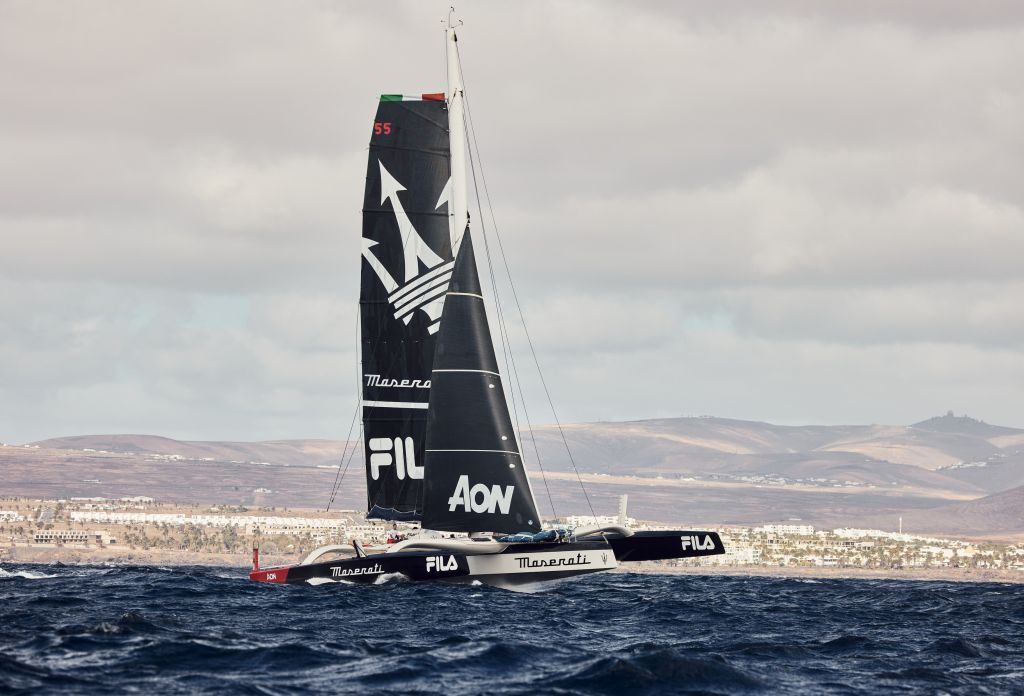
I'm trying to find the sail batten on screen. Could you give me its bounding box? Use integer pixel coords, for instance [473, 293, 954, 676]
[427, 449, 522, 455]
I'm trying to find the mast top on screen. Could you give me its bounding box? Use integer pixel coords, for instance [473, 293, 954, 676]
[444, 11, 468, 255]
[444, 7, 463, 33]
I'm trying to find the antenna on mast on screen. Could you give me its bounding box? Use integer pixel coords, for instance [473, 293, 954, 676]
[445, 6, 463, 31]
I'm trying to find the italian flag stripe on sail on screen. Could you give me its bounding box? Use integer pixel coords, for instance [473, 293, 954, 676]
[380, 94, 446, 102]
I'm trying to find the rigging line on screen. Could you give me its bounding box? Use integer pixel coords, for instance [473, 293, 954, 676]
[469, 200, 553, 520]
[459, 108, 539, 513]
[330, 365, 367, 511]
[490, 245, 556, 521]
[456, 45, 597, 518]
[498, 308, 557, 520]
[327, 418, 361, 512]
[448, 55, 524, 478]
[466, 149, 538, 508]
[468, 182, 554, 520]
[456, 50, 559, 522]
[474, 183, 556, 521]
[328, 312, 369, 512]
[325, 402, 358, 511]
[461, 101, 553, 526]
[458, 84, 544, 519]
[334, 417, 365, 514]
[504, 335, 555, 515]
[328, 324, 365, 511]
[326, 312, 363, 511]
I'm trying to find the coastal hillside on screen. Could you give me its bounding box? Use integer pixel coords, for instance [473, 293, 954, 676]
[30, 413, 1024, 493]
[868, 484, 1024, 538]
[5, 413, 1023, 536]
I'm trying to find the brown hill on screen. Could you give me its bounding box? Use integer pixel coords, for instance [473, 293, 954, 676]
[6, 413, 1023, 535]
[24, 414, 1024, 497]
[873, 485, 1024, 538]
[30, 434, 343, 467]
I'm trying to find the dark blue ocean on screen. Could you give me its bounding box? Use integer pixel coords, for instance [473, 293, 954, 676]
[2, 565, 1023, 695]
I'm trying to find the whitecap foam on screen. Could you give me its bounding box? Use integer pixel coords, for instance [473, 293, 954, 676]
[0, 567, 57, 580]
[212, 572, 249, 581]
[306, 577, 337, 585]
[373, 572, 409, 585]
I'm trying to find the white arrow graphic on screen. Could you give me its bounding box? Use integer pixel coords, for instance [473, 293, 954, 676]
[435, 177, 454, 253]
[434, 177, 464, 256]
[379, 161, 445, 282]
[361, 238, 398, 293]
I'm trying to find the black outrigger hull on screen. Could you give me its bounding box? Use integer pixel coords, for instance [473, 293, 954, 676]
[250, 531, 725, 588]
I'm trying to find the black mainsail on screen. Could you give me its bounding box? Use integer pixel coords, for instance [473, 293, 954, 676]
[360, 93, 454, 521]
[420, 232, 542, 533]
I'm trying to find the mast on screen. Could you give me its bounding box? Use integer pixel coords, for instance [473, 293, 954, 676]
[416, 23, 542, 534]
[446, 26, 468, 255]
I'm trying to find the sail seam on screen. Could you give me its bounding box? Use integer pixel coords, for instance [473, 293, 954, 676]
[365, 144, 449, 158]
[432, 369, 500, 376]
[447, 292, 483, 298]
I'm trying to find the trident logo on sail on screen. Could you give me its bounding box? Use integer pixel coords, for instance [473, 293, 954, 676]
[362, 161, 454, 335]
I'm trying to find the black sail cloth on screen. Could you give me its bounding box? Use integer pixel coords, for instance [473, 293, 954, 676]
[360, 96, 454, 521]
[420, 232, 542, 533]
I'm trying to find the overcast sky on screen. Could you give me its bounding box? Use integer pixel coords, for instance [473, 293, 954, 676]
[2, 1, 1023, 443]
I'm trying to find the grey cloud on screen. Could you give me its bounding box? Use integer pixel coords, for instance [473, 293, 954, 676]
[680, 283, 1024, 348]
[1, 1, 1023, 442]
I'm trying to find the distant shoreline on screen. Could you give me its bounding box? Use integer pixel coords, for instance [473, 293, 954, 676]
[2, 545, 291, 570]
[4, 546, 1021, 584]
[619, 563, 1024, 584]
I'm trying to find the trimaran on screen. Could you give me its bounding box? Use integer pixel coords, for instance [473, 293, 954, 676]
[250, 22, 724, 589]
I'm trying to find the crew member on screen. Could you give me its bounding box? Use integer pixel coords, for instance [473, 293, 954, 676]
[386, 524, 401, 544]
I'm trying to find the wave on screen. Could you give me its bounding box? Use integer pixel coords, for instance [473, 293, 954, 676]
[552, 648, 762, 694]
[0, 567, 57, 580]
[306, 577, 337, 585]
[1, 566, 1022, 695]
[929, 637, 984, 658]
[372, 572, 409, 585]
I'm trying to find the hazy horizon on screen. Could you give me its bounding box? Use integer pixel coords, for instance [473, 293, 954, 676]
[9, 409, 1021, 447]
[3, 1, 1023, 443]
